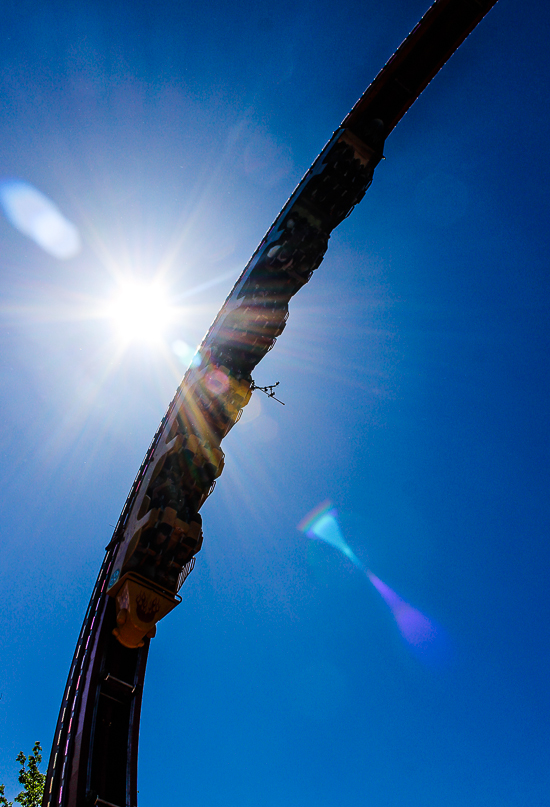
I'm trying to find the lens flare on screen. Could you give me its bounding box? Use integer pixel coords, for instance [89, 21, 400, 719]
[366, 571, 436, 647]
[299, 501, 442, 655]
[0, 179, 81, 259]
[205, 369, 230, 395]
[298, 500, 364, 569]
[172, 339, 200, 367]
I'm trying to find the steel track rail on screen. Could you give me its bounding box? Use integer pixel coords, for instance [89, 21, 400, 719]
[42, 2, 498, 805]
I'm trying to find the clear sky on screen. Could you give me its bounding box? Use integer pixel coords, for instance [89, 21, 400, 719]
[1, 1, 549, 805]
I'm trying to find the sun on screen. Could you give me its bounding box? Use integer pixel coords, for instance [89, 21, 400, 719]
[106, 280, 174, 344]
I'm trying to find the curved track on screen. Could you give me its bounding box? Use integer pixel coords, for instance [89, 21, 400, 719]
[42, 2, 498, 805]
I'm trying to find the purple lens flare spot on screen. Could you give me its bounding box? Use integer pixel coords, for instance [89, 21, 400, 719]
[367, 571, 436, 647]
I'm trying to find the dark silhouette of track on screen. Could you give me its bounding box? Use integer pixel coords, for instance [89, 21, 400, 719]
[42, 3, 498, 805]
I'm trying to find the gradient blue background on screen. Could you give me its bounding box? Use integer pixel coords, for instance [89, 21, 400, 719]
[1, 1, 549, 804]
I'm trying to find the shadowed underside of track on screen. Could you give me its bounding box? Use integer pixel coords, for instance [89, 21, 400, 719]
[42, 2, 499, 805]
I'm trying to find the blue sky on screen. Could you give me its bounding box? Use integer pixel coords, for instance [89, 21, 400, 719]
[1, 1, 549, 805]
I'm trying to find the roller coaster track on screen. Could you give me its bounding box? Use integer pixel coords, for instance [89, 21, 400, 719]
[42, 2, 499, 805]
